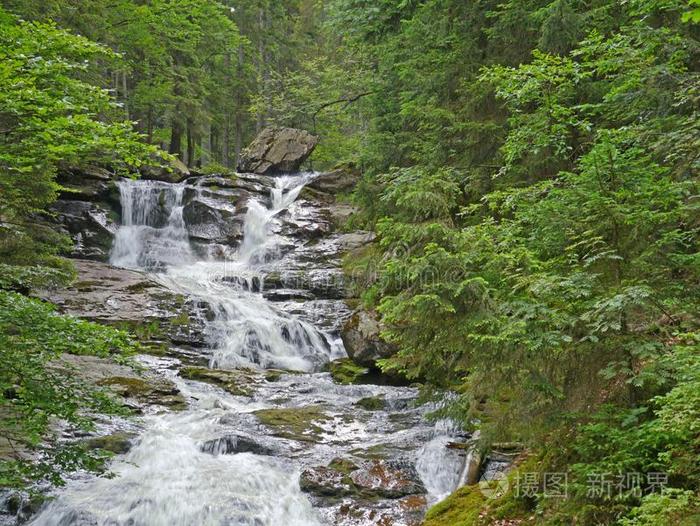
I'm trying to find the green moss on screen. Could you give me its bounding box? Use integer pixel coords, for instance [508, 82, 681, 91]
[423, 484, 487, 526]
[124, 281, 154, 293]
[265, 370, 283, 382]
[253, 405, 329, 442]
[328, 358, 369, 385]
[328, 457, 358, 475]
[170, 311, 189, 326]
[350, 443, 389, 459]
[180, 366, 253, 396]
[86, 432, 134, 454]
[97, 376, 152, 397]
[97, 375, 186, 410]
[355, 395, 386, 410]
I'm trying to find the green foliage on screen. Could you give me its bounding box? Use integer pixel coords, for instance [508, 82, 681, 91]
[327, 0, 700, 523]
[0, 264, 74, 293]
[0, 8, 164, 263]
[0, 291, 137, 488]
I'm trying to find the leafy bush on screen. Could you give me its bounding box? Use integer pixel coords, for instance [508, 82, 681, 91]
[0, 291, 137, 488]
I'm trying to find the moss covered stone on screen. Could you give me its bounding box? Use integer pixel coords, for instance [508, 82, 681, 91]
[97, 375, 186, 410]
[355, 395, 386, 411]
[328, 358, 369, 385]
[180, 366, 254, 397]
[86, 432, 135, 454]
[253, 405, 329, 442]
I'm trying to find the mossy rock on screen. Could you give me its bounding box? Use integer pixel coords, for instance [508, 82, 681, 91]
[86, 432, 135, 454]
[422, 484, 487, 526]
[328, 358, 369, 385]
[350, 443, 389, 459]
[98, 376, 155, 397]
[264, 370, 283, 382]
[180, 366, 253, 396]
[355, 395, 386, 411]
[97, 375, 186, 410]
[329, 457, 358, 475]
[254, 405, 329, 442]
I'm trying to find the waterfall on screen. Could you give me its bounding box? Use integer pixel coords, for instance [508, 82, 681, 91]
[110, 179, 193, 270]
[238, 174, 313, 264]
[28, 172, 469, 526]
[111, 174, 338, 371]
[415, 418, 468, 503]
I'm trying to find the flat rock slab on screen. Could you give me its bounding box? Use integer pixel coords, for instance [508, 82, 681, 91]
[37, 259, 174, 323]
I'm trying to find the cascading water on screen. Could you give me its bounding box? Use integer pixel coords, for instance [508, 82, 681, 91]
[110, 180, 194, 269]
[29, 172, 470, 526]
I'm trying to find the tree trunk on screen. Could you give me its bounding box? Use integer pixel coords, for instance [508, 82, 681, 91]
[201, 120, 211, 167]
[186, 119, 196, 167]
[169, 119, 183, 157]
[121, 70, 129, 119]
[256, 6, 269, 131]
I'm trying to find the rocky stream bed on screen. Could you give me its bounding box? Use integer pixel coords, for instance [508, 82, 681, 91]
[4, 160, 511, 525]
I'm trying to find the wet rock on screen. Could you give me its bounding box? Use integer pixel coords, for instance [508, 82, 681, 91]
[355, 395, 387, 411]
[253, 405, 329, 442]
[262, 288, 315, 302]
[182, 198, 242, 242]
[200, 434, 274, 456]
[180, 366, 255, 396]
[36, 260, 205, 350]
[301, 457, 426, 504]
[350, 459, 426, 499]
[238, 127, 318, 175]
[37, 260, 184, 325]
[300, 466, 354, 498]
[97, 376, 187, 410]
[328, 358, 370, 385]
[308, 168, 360, 194]
[86, 432, 135, 454]
[341, 310, 398, 368]
[141, 156, 190, 183]
[49, 200, 118, 260]
[57, 165, 114, 201]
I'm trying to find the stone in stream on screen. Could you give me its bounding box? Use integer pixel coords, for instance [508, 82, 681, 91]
[341, 309, 398, 368]
[51, 354, 187, 411]
[36, 259, 208, 354]
[140, 156, 190, 183]
[253, 405, 330, 443]
[182, 197, 242, 243]
[238, 127, 318, 175]
[179, 366, 257, 397]
[200, 434, 275, 456]
[86, 432, 136, 455]
[301, 457, 428, 525]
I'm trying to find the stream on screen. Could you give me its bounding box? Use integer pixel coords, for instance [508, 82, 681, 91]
[28, 173, 472, 526]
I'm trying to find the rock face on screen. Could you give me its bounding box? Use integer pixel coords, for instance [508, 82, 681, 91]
[341, 310, 398, 367]
[238, 127, 318, 175]
[50, 200, 118, 260]
[140, 156, 190, 183]
[308, 168, 361, 194]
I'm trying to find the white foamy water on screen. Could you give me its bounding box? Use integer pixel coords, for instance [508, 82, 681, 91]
[110, 180, 194, 269]
[29, 172, 467, 525]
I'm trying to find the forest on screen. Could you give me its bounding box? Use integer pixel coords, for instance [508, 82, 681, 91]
[0, 1, 698, 525]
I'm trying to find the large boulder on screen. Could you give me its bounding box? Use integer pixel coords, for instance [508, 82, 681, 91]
[141, 156, 190, 183]
[238, 127, 318, 175]
[307, 168, 360, 194]
[49, 200, 118, 260]
[57, 165, 114, 201]
[340, 310, 398, 367]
